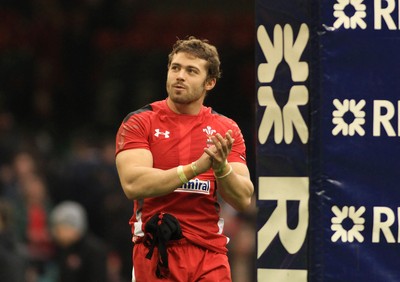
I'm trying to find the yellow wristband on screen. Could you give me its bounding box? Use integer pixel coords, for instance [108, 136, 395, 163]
[191, 162, 198, 176]
[215, 164, 233, 179]
[177, 165, 189, 184]
[214, 160, 228, 175]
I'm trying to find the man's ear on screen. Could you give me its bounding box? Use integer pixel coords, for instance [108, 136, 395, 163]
[205, 78, 216, 91]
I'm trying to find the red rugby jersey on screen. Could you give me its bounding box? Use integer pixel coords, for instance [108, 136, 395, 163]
[115, 99, 247, 254]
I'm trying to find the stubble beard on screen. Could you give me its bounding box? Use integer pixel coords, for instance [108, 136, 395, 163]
[167, 83, 205, 105]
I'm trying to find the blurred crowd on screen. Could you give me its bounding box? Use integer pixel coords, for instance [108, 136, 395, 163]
[0, 1, 256, 281]
[0, 122, 134, 282]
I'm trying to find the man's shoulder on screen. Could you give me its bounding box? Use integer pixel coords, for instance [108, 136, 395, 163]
[122, 100, 166, 123]
[207, 107, 237, 125]
[122, 104, 153, 123]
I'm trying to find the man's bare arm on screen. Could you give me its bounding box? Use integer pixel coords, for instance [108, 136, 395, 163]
[116, 148, 212, 200]
[214, 162, 254, 212]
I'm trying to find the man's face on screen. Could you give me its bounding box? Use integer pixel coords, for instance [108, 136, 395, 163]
[166, 52, 215, 105]
[52, 224, 81, 248]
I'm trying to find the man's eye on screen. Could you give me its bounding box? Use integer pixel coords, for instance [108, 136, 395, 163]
[171, 65, 179, 71]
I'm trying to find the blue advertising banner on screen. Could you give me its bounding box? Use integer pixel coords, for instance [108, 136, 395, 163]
[256, 0, 400, 281]
[318, 0, 400, 281]
[256, 1, 314, 281]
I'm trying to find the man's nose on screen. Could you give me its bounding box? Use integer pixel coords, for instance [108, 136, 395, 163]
[176, 69, 186, 80]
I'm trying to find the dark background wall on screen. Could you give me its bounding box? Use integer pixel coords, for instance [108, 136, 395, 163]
[0, 0, 254, 151]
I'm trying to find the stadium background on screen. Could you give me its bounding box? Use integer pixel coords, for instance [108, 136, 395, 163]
[0, 1, 256, 281]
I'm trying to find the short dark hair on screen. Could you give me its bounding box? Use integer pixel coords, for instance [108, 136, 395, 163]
[168, 36, 222, 81]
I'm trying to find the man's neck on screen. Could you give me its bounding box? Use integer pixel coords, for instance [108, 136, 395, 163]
[166, 98, 203, 115]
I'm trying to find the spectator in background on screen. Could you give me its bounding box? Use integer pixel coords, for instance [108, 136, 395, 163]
[0, 198, 26, 282]
[50, 201, 108, 282]
[13, 172, 54, 281]
[1, 151, 39, 200]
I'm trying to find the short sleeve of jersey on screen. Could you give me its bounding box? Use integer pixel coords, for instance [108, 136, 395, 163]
[226, 119, 247, 165]
[115, 105, 152, 155]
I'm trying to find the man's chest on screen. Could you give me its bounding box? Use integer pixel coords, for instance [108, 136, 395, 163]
[149, 119, 222, 168]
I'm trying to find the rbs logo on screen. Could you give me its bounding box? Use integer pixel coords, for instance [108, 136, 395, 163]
[332, 99, 400, 137]
[331, 205, 400, 244]
[332, 0, 400, 30]
[257, 24, 309, 145]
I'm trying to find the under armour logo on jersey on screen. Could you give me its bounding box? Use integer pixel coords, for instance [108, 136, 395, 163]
[154, 129, 170, 138]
